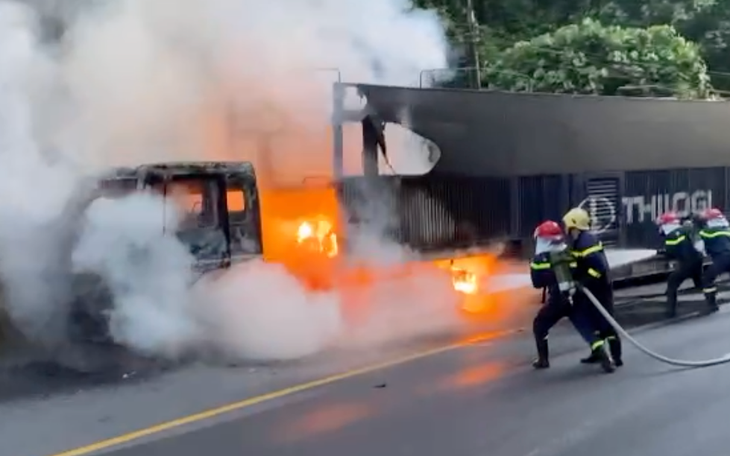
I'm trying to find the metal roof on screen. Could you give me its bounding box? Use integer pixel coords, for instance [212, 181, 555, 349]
[102, 161, 255, 180]
[350, 83, 730, 177]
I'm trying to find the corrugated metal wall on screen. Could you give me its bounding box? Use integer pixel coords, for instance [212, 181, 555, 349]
[338, 174, 511, 251]
[338, 166, 730, 258]
[515, 175, 566, 239]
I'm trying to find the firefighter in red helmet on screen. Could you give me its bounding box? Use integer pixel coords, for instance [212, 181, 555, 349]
[529, 220, 615, 373]
[696, 207, 729, 313]
[656, 211, 711, 317]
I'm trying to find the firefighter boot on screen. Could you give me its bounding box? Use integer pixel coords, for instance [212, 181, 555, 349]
[666, 291, 678, 319]
[580, 352, 599, 364]
[608, 336, 623, 367]
[580, 332, 601, 364]
[591, 340, 615, 374]
[532, 338, 550, 369]
[705, 292, 720, 314]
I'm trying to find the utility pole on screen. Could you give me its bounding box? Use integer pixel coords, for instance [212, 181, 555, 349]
[464, 0, 481, 89]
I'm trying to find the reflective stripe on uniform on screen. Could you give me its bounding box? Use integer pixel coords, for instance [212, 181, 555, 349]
[569, 262, 577, 267]
[703, 287, 717, 293]
[587, 268, 601, 278]
[590, 340, 604, 350]
[665, 235, 686, 246]
[530, 262, 551, 270]
[700, 230, 730, 239]
[572, 242, 604, 257]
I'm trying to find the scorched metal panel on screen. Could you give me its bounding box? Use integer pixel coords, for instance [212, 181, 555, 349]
[338, 174, 511, 252]
[352, 83, 730, 177]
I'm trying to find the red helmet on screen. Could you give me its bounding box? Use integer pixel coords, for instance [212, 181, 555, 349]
[657, 212, 680, 225]
[534, 220, 564, 240]
[703, 208, 724, 220]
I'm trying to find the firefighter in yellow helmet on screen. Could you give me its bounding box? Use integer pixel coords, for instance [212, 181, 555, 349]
[562, 207, 623, 367]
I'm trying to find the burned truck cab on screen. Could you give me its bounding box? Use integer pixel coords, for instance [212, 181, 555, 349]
[100, 161, 264, 271]
[69, 161, 263, 345]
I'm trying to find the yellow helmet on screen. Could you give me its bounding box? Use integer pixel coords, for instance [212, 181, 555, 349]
[562, 207, 591, 231]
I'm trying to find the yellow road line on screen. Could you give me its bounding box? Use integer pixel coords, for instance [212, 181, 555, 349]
[48, 329, 517, 456]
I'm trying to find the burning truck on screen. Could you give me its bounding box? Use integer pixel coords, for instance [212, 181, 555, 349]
[0, 158, 493, 350]
[6, 80, 725, 352]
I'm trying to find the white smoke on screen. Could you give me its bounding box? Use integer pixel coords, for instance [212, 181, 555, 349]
[66, 192, 461, 361]
[195, 260, 343, 361]
[55, 0, 450, 176]
[0, 0, 463, 363]
[70, 194, 200, 358]
[0, 3, 83, 345]
[344, 260, 462, 349]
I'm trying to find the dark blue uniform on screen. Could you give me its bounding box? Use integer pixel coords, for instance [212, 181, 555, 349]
[664, 225, 703, 264]
[698, 226, 730, 310]
[662, 226, 706, 316]
[529, 253, 604, 365]
[569, 231, 623, 366]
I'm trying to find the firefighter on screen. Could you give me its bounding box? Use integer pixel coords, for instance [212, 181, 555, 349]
[562, 207, 623, 368]
[697, 208, 728, 313]
[656, 211, 709, 318]
[530, 220, 615, 372]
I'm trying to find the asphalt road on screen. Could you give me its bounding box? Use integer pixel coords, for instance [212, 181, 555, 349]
[0, 285, 683, 406]
[94, 307, 730, 456]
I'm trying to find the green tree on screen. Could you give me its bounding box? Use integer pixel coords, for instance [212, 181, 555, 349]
[673, 1, 730, 91]
[414, 0, 717, 41]
[484, 18, 711, 98]
[598, 0, 715, 26]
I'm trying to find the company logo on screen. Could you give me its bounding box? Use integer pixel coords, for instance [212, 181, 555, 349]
[622, 190, 713, 224]
[577, 196, 617, 234]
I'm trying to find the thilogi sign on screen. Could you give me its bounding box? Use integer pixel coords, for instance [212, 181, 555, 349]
[622, 189, 713, 224]
[578, 189, 713, 233]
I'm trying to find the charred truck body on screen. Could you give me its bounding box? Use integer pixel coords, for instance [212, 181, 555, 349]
[335, 83, 730, 282]
[73, 162, 263, 344]
[1, 162, 263, 347]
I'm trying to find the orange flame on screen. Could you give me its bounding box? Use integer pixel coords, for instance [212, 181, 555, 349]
[193, 78, 533, 334]
[256, 186, 341, 292]
[451, 267, 478, 294]
[296, 219, 338, 258]
[436, 255, 503, 317]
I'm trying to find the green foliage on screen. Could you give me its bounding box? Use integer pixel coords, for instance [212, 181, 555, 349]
[673, 1, 730, 91]
[483, 18, 711, 97]
[596, 0, 715, 26]
[412, 0, 730, 94]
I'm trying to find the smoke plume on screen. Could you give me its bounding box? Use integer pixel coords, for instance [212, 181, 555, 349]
[0, 0, 465, 363]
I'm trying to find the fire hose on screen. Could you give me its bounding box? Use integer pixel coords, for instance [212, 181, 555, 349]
[580, 285, 730, 368]
[547, 249, 730, 368]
